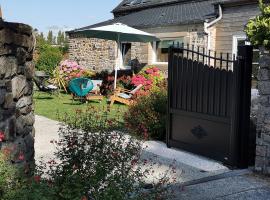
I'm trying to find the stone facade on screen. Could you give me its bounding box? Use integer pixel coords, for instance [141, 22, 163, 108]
[0, 21, 35, 166]
[68, 37, 116, 72]
[68, 35, 151, 72]
[255, 48, 270, 174]
[131, 42, 148, 64]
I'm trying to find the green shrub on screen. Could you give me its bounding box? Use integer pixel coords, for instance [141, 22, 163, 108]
[124, 82, 167, 140]
[245, 0, 270, 49]
[35, 44, 63, 74]
[4, 106, 172, 200]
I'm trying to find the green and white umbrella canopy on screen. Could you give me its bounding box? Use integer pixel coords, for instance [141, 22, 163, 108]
[71, 23, 159, 89]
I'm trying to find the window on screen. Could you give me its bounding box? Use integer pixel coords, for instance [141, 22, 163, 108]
[232, 35, 259, 82]
[121, 42, 132, 69]
[153, 38, 184, 63]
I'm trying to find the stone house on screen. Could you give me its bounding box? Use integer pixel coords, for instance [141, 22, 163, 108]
[67, 0, 260, 72]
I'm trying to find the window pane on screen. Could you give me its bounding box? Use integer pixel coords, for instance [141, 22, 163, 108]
[253, 49, 260, 64]
[156, 38, 183, 62]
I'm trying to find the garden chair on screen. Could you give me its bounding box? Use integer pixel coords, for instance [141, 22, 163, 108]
[86, 80, 104, 102]
[34, 71, 58, 93]
[69, 78, 94, 103]
[109, 84, 143, 107]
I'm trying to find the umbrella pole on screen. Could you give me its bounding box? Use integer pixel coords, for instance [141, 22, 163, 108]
[114, 34, 121, 90]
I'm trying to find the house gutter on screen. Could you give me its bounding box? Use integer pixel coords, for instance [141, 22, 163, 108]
[204, 4, 223, 51]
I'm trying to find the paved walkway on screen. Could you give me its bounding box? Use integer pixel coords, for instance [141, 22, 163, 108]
[34, 115, 270, 199]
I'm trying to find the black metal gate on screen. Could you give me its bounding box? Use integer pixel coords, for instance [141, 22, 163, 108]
[166, 45, 253, 168]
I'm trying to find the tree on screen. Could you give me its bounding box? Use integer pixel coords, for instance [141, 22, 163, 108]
[47, 30, 53, 44]
[245, 0, 270, 49]
[57, 30, 62, 45]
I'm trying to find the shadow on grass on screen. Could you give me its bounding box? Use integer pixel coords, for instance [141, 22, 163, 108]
[34, 96, 54, 100]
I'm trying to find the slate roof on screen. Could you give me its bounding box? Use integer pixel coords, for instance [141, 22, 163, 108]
[69, 0, 219, 33]
[112, 0, 188, 14]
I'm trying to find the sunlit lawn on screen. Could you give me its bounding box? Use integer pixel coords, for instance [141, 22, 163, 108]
[34, 91, 128, 122]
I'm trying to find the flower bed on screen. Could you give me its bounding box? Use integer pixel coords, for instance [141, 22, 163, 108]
[51, 60, 94, 92]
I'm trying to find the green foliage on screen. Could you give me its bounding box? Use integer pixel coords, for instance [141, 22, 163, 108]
[124, 81, 167, 140]
[35, 44, 63, 74]
[245, 0, 270, 49]
[47, 30, 54, 45]
[4, 107, 171, 200]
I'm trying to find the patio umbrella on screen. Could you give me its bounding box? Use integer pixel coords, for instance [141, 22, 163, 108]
[71, 23, 159, 89]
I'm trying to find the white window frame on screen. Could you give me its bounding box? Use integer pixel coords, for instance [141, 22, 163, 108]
[152, 38, 184, 65]
[232, 35, 247, 58]
[120, 42, 132, 70]
[152, 41, 168, 65]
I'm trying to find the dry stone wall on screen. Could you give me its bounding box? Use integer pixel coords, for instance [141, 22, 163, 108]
[68, 37, 116, 72]
[255, 48, 270, 174]
[0, 21, 35, 165]
[68, 36, 149, 72]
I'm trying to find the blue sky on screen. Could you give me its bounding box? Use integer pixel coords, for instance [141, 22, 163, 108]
[1, 0, 121, 34]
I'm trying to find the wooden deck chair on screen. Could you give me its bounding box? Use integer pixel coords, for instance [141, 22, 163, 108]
[86, 80, 104, 102]
[109, 84, 143, 107]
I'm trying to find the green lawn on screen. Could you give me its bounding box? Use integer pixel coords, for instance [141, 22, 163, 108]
[34, 91, 127, 121]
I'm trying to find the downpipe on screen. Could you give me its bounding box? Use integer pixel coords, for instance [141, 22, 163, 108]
[204, 4, 223, 51]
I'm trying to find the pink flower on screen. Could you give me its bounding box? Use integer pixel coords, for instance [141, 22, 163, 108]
[0, 131, 5, 142]
[34, 175, 41, 183]
[18, 152, 25, 161]
[145, 68, 154, 74]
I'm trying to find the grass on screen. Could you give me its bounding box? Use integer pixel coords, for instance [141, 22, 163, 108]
[34, 91, 128, 122]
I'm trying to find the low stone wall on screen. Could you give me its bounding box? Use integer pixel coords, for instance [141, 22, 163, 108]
[0, 21, 35, 166]
[255, 49, 270, 174]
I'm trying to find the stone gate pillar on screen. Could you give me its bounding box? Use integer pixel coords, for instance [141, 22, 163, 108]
[255, 48, 270, 174]
[0, 21, 35, 166]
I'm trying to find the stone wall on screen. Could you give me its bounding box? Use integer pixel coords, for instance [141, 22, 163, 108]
[68, 37, 116, 72]
[0, 21, 35, 166]
[131, 42, 148, 64]
[68, 35, 152, 72]
[255, 48, 270, 174]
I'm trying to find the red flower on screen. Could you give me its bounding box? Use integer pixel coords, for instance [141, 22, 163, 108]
[34, 175, 41, 183]
[0, 131, 5, 142]
[18, 152, 25, 161]
[131, 159, 138, 166]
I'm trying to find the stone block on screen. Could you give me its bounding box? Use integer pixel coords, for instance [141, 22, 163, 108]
[0, 28, 34, 51]
[258, 81, 270, 95]
[16, 96, 32, 108]
[4, 22, 33, 36]
[24, 81, 33, 95]
[25, 61, 35, 80]
[0, 56, 18, 79]
[259, 54, 270, 69]
[262, 131, 270, 143]
[17, 65, 25, 75]
[5, 80, 12, 92]
[255, 156, 265, 172]
[5, 116, 16, 141]
[3, 93, 15, 109]
[259, 96, 270, 107]
[256, 145, 267, 157]
[0, 44, 14, 56]
[11, 75, 27, 99]
[16, 96, 32, 115]
[258, 68, 270, 81]
[16, 47, 32, 65]
[0, 88, 6, 105]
